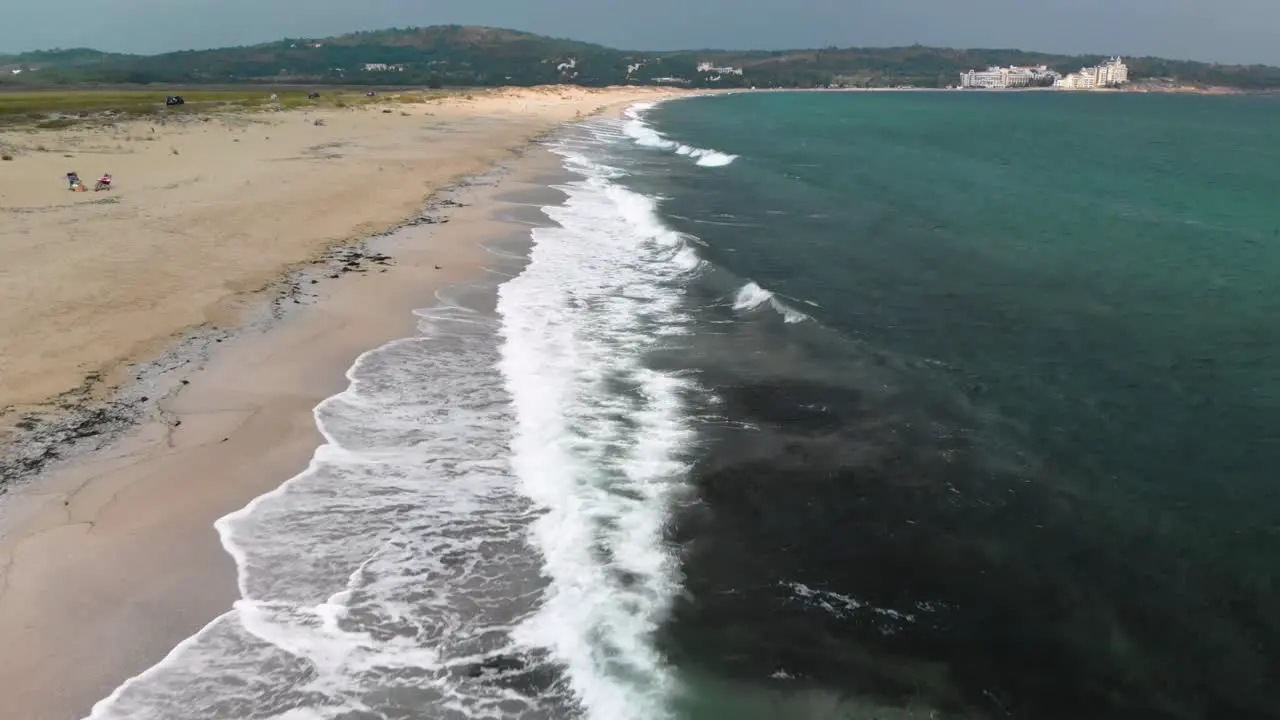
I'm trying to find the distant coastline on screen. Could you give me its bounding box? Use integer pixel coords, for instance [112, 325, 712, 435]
[3, 25, 1279, 92]
[1119, 79, 1253, 94]
[742, 84, 1257, 97]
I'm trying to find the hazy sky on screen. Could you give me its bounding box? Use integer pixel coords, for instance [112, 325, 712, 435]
[3, 0, 1278, 65]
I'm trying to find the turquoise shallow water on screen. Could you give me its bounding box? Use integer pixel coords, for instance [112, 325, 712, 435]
[611, 91, 1280, 718]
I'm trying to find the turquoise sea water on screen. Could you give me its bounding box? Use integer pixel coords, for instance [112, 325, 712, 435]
[619, 91, 1280, 718]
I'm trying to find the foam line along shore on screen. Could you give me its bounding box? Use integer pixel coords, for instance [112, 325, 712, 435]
[75, 94, 740, 720]
[0, 86, 698, 720]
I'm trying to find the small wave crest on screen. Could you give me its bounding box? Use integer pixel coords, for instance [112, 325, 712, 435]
[623, 101, 738, 168]
[675, 144, 737, 167]
[732, 281, 810, 324]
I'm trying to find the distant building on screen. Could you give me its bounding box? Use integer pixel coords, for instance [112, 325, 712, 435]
[1102, 56, 1130, 85]
[960, 67, 1003, 88]
[1057, 72, 1095, 89]
[1055, 57, 1128, 89]
[697, 62, 744, 76]
[362, 63, 406, 72]
[960, 65, 1058, 88]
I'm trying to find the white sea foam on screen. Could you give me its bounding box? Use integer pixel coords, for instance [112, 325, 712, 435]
[733, 281, 810, 324]
[733, 281, 775, 310]
[85, 115, 705, 720]
[622, 101, 739, 167]
[85, 261, 558, 719]
[495, 125, 701, 719]
[675, 143, 738, 167]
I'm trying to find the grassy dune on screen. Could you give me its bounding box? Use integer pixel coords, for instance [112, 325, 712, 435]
[0, 88, 451, 128]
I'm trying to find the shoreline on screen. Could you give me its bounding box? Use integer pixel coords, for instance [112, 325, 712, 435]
[0, 89, 662, 720]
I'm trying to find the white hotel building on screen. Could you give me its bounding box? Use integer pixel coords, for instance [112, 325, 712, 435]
[960, 57, 1129, 90]
[1054, 57, 1130, 89]
[960, 64, 1058, 88]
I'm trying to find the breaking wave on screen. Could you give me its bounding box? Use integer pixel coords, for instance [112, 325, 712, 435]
[623, 102, 739, 167]
[733, 281, 810, 324]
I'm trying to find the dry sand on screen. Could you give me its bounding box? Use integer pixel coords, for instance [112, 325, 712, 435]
[0, 85, 690, 720]
[0, 86, 676, 414]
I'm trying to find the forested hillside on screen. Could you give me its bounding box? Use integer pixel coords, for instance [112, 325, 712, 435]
[3, 26, 1278, 90]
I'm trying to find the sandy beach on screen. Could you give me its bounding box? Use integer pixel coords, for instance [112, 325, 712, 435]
[0, 85, 688, 720]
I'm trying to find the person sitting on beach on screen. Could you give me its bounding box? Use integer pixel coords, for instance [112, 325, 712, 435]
[95, 173, 112, 191]
[66, 171, 81, 190]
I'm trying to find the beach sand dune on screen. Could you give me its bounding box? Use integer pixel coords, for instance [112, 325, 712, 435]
[0, 85, 687, 720]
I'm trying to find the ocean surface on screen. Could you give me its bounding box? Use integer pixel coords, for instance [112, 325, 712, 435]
[86, 91, 1280, 720]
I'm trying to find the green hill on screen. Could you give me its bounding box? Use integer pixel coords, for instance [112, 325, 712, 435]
[2, 26, 1278, 90]
[0, 48, 138, 70]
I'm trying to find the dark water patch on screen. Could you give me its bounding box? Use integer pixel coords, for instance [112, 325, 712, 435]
[458, 650, 568, 702]
[663, 340, 1278, 717]
[636, 263, 1279, 719]
[671, 667, 957, 719]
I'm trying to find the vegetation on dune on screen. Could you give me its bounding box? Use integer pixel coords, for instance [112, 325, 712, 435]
[0, 88, 435, 127]
[2, 26, 1278, 91]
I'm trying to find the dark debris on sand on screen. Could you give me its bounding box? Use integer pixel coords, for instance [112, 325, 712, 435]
[0, 328, 232, 491]
[274, 244, 396, 315]
[0, 173, 495, 496]
[0, 375, 131, 483]
[270, 192, 479, 314]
